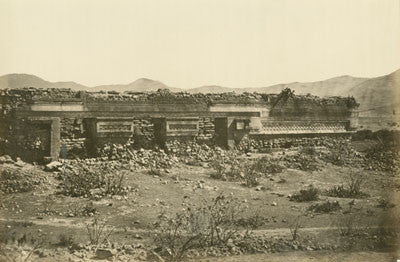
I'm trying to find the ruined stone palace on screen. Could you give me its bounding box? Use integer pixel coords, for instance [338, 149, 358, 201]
[0, 88, 359, 162]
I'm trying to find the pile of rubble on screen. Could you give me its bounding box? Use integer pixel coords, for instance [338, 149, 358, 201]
[364, 145, 400, 173]
[0, 155, 48, 193]
[165, 141, 228, 163]
[97, 144, 178, 169]
[237, 136, 353, 153]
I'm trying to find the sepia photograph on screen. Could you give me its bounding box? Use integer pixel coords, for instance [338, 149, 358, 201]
[0, 0, 399, 261]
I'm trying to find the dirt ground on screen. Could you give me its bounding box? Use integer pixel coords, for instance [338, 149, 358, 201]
[0, 142, 399, 261]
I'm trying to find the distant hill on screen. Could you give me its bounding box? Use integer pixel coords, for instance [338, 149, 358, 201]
[187, 75, 368, 97]
[0, 73, 87, 91]
[1, 69, 399, 117]
[348, 69, 400, 117]
[90, 78, 182, 93]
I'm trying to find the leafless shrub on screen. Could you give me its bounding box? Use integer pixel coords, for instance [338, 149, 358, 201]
[289, 215, 302, 241]
[154, 194, 246, 261]
[335, 213, 361, 236]
[235, 213, 267, 229]
[86, 217, 114, 248]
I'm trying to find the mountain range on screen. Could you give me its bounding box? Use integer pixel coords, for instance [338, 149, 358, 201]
[1, 69, 399, 117]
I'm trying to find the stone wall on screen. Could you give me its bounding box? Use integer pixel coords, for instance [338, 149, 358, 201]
[197, 117, 215, 141]
[237, 133, 352, 152]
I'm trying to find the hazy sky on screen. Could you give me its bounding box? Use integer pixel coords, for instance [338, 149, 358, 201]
[0, 0, 399, 88]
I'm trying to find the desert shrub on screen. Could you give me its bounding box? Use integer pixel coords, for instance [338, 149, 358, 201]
[321, 142, 361, 167]
[154, 209, 204, 260]
[103, 172, 126, 196]
[326, 173, 367, 198]
[209, 153, 238, 180]
[352, 130, 374, 141]
[154, 194, 246, 261]
[210, 155, 284, 187]
[308, 201, 341, 213]
[58, 163, 128, 199]
[0, 168, 46, 194]
[282, 154, 320, 171]
[364, 143, 399, 173]
[241, 163, 261, 187]
[250, 157, 284, 174]
[334, 213, 361, 236]
[57, 233, 75, 247]
[66, 201, 97, 217]
[86, 217, 114, 247]
[235, 214, 267, 230]
[289, 216, 302, 241]
[376, 199, 396, 209]
[289, 186, 319, 202]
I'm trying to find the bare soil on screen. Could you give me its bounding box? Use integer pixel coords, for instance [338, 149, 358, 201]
[0, 145, 399, 261]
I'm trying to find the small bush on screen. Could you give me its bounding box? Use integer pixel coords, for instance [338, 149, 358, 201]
[335, 213, 361, 236]
[154, 194, 247, 261]
[377, 199, 396, 209]
[308, 201, 341, 213]
[282, 154, 320, 171]
[250, 157, 284, 174]
[326, 173, 367, 198]
[241, 164, 261, 187]
[58, 163, 128, 199]
[66, 201, 97, 217]
[86, 217, 114, 247]
[290, 186, 319, 202]
[209, 154, 237, 180]
[364, 143, 399, 173]
[235, 214, 267, 230]
[57, 234, 75, 247]
[289, 216, 302, 241]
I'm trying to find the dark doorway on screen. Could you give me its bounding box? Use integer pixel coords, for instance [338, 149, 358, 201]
[214, 117, 228, 148]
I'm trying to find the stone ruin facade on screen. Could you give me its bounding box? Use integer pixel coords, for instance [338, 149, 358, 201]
[0, 87, 359, 162]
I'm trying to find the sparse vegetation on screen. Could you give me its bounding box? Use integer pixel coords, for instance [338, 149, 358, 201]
[282, 153, 320, 171]
[335, 213, 361, 236]
[289, 186, 319, 202]
[250, 157, 284, 175]
[58, 163, 128, 199]
[154, 194, 247, 261]
[210, 156, 284, 187]
[86, 217, 114, 247]
[376, 199, 396, 209]
[308, 201, 341, 213]
[289, 215, 302, 241]
[326, 172, 367, 198]
[57, 233, 75, 248]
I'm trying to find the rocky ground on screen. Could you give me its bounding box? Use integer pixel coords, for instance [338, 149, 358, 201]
[0, 138, 399, 261]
